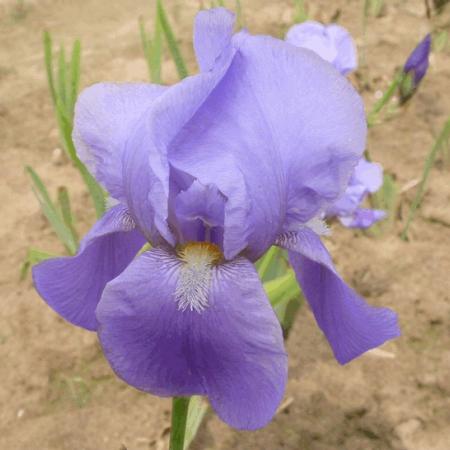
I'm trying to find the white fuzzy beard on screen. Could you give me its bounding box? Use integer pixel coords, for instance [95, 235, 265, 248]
[175, 242, 222, 313]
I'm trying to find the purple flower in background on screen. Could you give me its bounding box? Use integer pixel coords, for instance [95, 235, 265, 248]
[285, 20, 357, 75]
[326, 158, 386, 228]
[403, 34, 431, 88]
[33, 8, 399, 430]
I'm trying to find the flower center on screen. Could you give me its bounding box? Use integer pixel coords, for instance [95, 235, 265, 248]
[175, 242, 223, 313]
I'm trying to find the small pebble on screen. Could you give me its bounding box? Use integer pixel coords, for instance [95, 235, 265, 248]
[51, 147, 64, 166]
[17, 409, 25, 418]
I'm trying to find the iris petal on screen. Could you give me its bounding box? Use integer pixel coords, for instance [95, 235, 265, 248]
[277, 227, 400, 363]
[236, 35, 366, 229]
[73, 83, 166, 201]
[96, 248, 287, 430]
[33, 205, 145, 331]
[194, 7, 235, 72]
[122, 45, 237, 245]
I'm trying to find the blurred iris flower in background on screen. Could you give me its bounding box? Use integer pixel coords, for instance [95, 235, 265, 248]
[286, 20, 386, 229]
[33, 8, 400, 430]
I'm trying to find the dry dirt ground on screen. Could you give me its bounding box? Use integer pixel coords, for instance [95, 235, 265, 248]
[1, 0, 450, 449]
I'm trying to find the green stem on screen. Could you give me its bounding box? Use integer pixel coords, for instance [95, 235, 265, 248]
[401, 117, 450, 240]
[169, 396, 190, 450]
[367, 71, 405, 128]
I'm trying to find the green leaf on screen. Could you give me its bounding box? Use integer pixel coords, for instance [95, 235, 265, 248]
[43, 31, 57, 106]
[157, 0, 188, 80]
[367, 71, 405, 127]
[183, 396, 208, 450]
[293, 0, 308, 23]
[264, 270, 301, 308]
[26, 166, 77, 255]
[264, 270, 302, 331]
[401, 117, 450, 240]
[58, 186, 78, 245]
[256, 246, 289, 282]
[67, 39, 81, 119]
[20, 248, 55, 280]
[57, 45, 67, 109]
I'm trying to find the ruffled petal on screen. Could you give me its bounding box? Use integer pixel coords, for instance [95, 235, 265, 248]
[33, 205, 146, 331]
[97, 248, 287, 430]
[194, 7, 235, 72]
[235, 34, 366, 229]
[122, 45, 237, 245]
[276, 227, 400, 364]
[169, 51, 286, 259]
[73, 83, 167, 201]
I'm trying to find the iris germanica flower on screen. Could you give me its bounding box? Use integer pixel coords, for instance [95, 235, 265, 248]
[401, 34, 431, 101]
[285, 20, 357, 75]
[33, 9, 399, 430]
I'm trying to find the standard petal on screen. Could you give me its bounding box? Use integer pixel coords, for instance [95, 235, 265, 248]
[33, 205, 146, 331]
[73, 82, 167, 201]
[277, 227, 400, 364]
[97, 248, 287, 430]
[194, 7, 235, 72]
[236, 34, 366, 229]
[122, 45, 237, 245]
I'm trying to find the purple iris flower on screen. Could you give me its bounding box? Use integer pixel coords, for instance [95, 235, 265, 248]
[403, 34, 431, 88]
[325, 158, 386, 228]
[33, 8, 399, 430]
[285, 20, 357, 75]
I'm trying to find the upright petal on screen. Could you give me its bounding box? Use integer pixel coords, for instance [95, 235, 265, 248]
[97, 248, 287, 430]
[276, 227, 399, 364]
[73, 83, 167, 201]
[122, 44, 237, 245]
[236, 35, 366, 229]
[33, 205, 146, 331]
[194, 7, 235, 72]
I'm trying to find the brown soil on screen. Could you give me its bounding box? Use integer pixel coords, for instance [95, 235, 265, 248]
[1, 0, 449, 449]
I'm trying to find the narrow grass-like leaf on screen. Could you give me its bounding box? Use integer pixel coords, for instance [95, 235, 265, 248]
[150, 9, 163, 83]
[67, 40, 81, 120]
[43, 31, 57, 106]
[157, 0, 188, 80]
[139, 17, 153, 79]
[26, 166, 77, 254]
[293, 0, 308, 23]
[57, 46, 67, 109]
[367, 71, 404, 127]
[235, 0, 243, 27]
[183, 396, 209, 450]
[58, 186, 78, 246]
[401, 117, 450, 240]
[20, 248, 55, 281]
